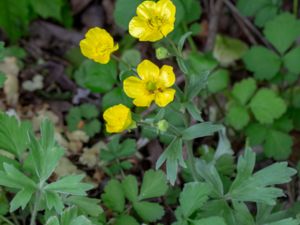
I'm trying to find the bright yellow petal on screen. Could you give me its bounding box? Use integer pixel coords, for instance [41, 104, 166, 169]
[85, 27, 114, 47]
[123, 76, 147, 98]
[158, 65, 175, 88]
[94, 54, 111, 64]
[137, 60, 160, 81]
[155, 88, 176, 107]
[79, 39, 96, 59]
[157, 0, 176, 21]
[133, 94, 155, 107]
[136, 1, 156, 20]
[129, 17, 148, 40]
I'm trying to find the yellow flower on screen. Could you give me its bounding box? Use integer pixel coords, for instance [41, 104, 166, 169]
[103, 104, 133, 133]
[79, 27, 118, 64]
[129, 0, 176, 42]
[123, 60, 176, 107]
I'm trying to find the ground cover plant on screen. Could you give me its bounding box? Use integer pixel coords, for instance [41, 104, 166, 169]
[0, 0, 300, 224]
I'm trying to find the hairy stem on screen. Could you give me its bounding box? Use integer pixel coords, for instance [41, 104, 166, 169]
[30, 190, 42, 225]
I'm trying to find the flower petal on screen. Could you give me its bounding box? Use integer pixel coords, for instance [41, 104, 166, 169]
[129, 17, 149, 40]
[137, 60, 160, 81]
[158, 65, 175, 88]
[123, 76, 147, 98]
[157, 0, 176, 21]
[155, 88, 176, 107]
[133, 94, 155, 107]
[136, 1, 156, 20]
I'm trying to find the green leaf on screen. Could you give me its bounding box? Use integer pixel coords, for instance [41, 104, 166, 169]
[179, 182, 210, 218]
[115, 215, 139, 225]
[0, 113, 31, 157]
[231, 78, 257, 105]
[122, 175, 138, 202]
[10, 188, 34, 212]
[133, 201, 164, 222]
[213, 35, 248, 66]
[45, 191, 64, 212]
[254, 5, 278, 27]
[46, 216, 60, 225]
[182, 122, 223, 141]
[237, 0, 270, 16]
[196, 160, 224, 197]
[119, 49, 141, 70]
[66, 196, 103, 217]
[83, 119, 101, 137]
[75, 59, 117, 93]
[207, 69, 230, 93]
[264, 130, 293, 160]
[0, 72, 6, 88]
[264, 13, 300, 54]
[250, 89, 287, 124]
[101, 179, 125, 213]
[226, 104, 250, 130]
[283, 47, 300, 74]
[102, 87, 133, 110]
[45, 175, 93, 196]
[245, 123, 268, 145]
[0, 0, 30, 42]
[156, 138, 186, 185]
[180, 0, 202, 23]
[193, 216, 227, 225]
[114, 0, 140, 30]
[229, 148, 296, 205]
[29, 0, 63, 21]
[264, 218, 300, 225]
[80, 104, 99, 119]
[0, 163, 36, 190]
[243, 46, 281, 80]
[139, 169, 168, 200]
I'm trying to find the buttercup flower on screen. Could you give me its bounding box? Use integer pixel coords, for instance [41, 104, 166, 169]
[123, 60, 176, 107]
[80, 27, 118, 64]
[103, 104, 133, 133]
[129, 0, 176, 42]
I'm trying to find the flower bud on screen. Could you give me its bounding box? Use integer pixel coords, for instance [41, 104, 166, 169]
[157, 120, 169, 132]
[156, 47, 170, 60]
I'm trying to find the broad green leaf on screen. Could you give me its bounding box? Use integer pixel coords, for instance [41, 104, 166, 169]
[75, 59, 117, 93]
[233, 202, 255, 225]
[101, 179, 125, 213]
[83, 119, 101, 137]
[264, 13, 300, 54]
[232, 78, 257, 105]
[45, 175, 93, 196]
[114, 0, 140, 30]
[0, 190, 9, 216]
[80, 103, 99, 120]
[182, 122, 223, 141]
[66, 196, 103, 217]
[139, 169, 168, 200]
[0, 0, 30, 42]
[122, 175, 138, 202]
[254, 5, 278, 27]
[193, 216, 227, 225]
[250, 89, 287, 124]
[0, 113, 31, 157]
[133, 201, 164, 222]
[10, 188, 34, 212]
[207, 69, 230, 93]
[156, 138, 186, 185]
[264, 130, 293, 160]
[102, 87, 133, 110]
[213, 35, 248, 66]
[226, 104, 250, 130]
[119, 49, 141, 70]
[180, 0, 202, 23]
[237, 0, 270, 16]
[115, 215, 139, 225]
[179, 182, 211, 218]
[283, 47, 300, 74]
[245, 123, 268, 145]
[243, 46, 281, 80]
[29, 0, 63, 21]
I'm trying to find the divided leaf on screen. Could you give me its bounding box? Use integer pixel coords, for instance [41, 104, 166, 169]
[133, 201, 164, 222]
[232, 78, 257, 105]
[283, 47, 300, 74]
[101, 179, 125, 213]
[250, 89, 286, 124]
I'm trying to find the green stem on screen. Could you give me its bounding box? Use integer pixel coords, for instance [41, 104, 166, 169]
[185, 141, 199, 181]
[30, 190, 42, 225]
[0, 216, 16, 225]
[10, 213, 20, 225]
[182, 23, 198, 52]
[294, 0, 299, 17]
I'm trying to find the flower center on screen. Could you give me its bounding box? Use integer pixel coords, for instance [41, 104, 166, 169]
[148, 16, 163, 29]
[146, 81, 157, 92]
